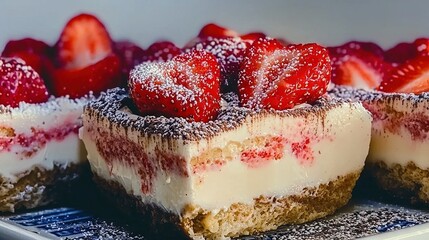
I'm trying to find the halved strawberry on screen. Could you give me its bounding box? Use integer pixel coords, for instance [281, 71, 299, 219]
[340, 41, 385, 58]
[0, 57, 49, 107]
[198, 23, 238, 39]
[188, 37, 249, 92]
[113, 41, 146, 80]
[238, 38, 331, 110]
[56, 13, 112, 69]
[384, 42, 418, 64]
[2, 38, 54, 78]
[2, 38, 52, 57]
[49, 55, 121, 98]
[142, 41, 181, 62]
[378, 55, 429, 94]
[414, 38, 429, 57]
[186, 23, 266, 48]
[329, 46, 390, 89]
[128, 50, 220, 122]
[241, 32, 267, 43]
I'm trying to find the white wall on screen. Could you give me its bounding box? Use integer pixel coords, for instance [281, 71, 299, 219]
[1, 0, 429, 50]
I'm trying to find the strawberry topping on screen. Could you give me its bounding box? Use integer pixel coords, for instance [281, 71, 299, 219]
[188, 37, 249, 92]
[414, 38, 429, 57]
[378, 55, 429, 94]
[49, 55, 121, 98]
[2, 38, 53, 78]
[186, 22, 266, 48]
[142, 41, 181, 62]
[113, 41, 146, 80]
[238, 38, 331, 110]
[129, 50, 220, 122]
[329, 45, 390, 89]
[384, 42, 418, 64]
[340, 41, 385, 58]
[0, 57, 49, 107]
[198, 23, 238, 39]
[2, 38, 52, 57]
[56, 13, 112, 69]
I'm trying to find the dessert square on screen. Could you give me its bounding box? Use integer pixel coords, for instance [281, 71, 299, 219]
[80, 88, 372, 239]
[331, 86, 429, 203]
[328, 39, 429, 204]
[0, 96, 88, 212]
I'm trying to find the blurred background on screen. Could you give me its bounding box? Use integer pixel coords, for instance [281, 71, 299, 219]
[1, 0, 429, 49]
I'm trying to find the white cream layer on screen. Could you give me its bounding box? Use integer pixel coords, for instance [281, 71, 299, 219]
[368, 126, 429, 169]
[81, 101, 372, 214]
[365, 94, 429, 169]
[0, 96, 88, 182]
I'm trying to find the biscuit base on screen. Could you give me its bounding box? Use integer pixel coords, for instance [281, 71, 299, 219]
[364, 161, 429, 205]
[0, 163, 90, 212]
[93, 169, 362, 239]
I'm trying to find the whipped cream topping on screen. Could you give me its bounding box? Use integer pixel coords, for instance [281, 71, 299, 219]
[0, 96, 89, 181]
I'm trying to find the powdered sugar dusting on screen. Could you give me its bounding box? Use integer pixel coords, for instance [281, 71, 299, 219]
[242, 201, 429, 239]
[0, 57, 49, 107]
[0, 94, 90, 118]
[85, 88, 343, 142]
[128, 50, 220, 122]
[238, 40, 331, 110]
[188, 37, 248, 92]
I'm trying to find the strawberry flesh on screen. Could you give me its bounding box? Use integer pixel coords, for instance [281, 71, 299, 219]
[0, 57, 49, 107]
[2, 38, 52, 57]
[129, 50, 220, 122]
[414, 38, 429, 57]
[329, 46, 390, 89]
[340, 41, 385, 58]
[113, 41, 146, 81]
[49, 55, 121, 98]
[238, 38, 331, 110]
[56, 13, 113, 69]
[198, 23, 238, 39]
[2, 38, 54, 79]
[142, 41, 181, 62]
[384, 42, 418, 64]
[188, 37, 249, 92]
[378, 55, 429, 94]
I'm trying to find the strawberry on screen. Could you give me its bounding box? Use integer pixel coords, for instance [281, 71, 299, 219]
[113, 41, 146, 80]
[128, 50, 220, 122]
[142, 41, 181, 62]
[5, 52, 44, 74]
[186, 23, 266, 48]
[378, 55, 429, 94]
[49, 55, 121, 98]
[384, 42, 418, 64]
[2, 38, 52, 57]
[241, 32, 267, 43]
[414, 38, 429, 57]
[340, 41, 385, 58]
[0, 57, 49, 107]
[188, 37, 249, 92]
[56, 13, 112, 69]
[198, 23, 238, 39]
[238, 38, 331, 110]
[329, 46, 390, 89]
[2, 38, 54, 78]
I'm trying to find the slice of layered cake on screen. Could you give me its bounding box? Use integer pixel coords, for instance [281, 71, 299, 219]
[329, 40, 429, 204]
[0, 57, 89, 212]
[331, 87, 429, 203]
[81, 39, 372, 239]
[0, 13, 122, 212]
